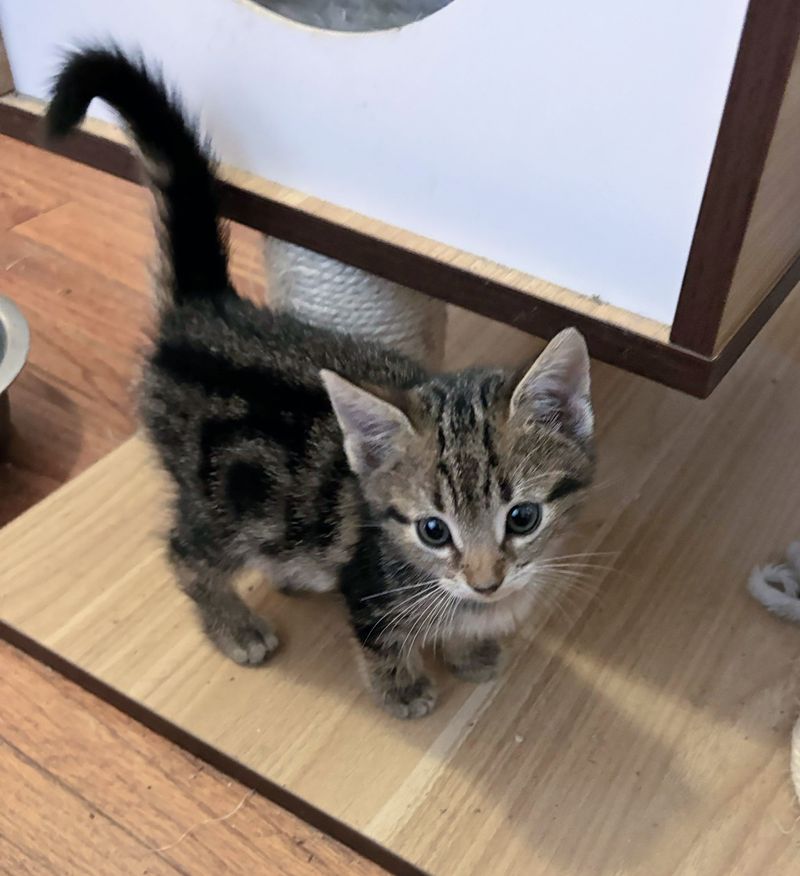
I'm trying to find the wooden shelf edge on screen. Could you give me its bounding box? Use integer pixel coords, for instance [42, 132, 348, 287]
[0, 614, 421, 876]
[671, 0, 800, 354]
[1, 92, 794, 398]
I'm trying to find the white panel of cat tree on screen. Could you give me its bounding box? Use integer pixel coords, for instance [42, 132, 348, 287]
[2, 0, 749, 325]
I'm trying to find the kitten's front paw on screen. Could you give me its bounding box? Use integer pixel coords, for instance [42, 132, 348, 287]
[213, 617, 279, 665]
[381, 676, 438, 720]
[446, 638, 501, 683]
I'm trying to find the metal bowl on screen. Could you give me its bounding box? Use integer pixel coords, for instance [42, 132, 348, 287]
[0, 296, 30, 457]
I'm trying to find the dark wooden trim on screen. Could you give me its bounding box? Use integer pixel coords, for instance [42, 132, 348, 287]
[707, 250, 800, 392]
[0, 98, 795, 399]
[670, 0, 800, 355]
[0, 619, 423, 876]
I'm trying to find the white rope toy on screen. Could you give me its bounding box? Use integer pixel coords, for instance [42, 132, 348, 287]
[748, 542, 800, 804]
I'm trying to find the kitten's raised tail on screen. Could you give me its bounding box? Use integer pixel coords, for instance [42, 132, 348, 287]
[45, 47, 231, 307]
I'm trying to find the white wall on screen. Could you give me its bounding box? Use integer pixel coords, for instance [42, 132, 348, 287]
[2, 0, 749, 324]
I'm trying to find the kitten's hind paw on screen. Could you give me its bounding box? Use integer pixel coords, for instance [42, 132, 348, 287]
[380, 676, 438, 720]
[213, 616, 279, 665]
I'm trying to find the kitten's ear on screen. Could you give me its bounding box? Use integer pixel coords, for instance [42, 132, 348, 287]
[510, 328, 593, 441]
[320, 370, 414, 476]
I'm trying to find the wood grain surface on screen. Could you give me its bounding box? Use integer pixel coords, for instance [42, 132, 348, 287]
[0, 644, 383, 876]
[3, 274, 800, 873]
[0, 639, 383, 875]
[670, 1, 800, 354]
[717, 38, 800, 350]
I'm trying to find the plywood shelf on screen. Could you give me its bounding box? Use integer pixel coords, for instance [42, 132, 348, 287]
[3, 287, 800, 872]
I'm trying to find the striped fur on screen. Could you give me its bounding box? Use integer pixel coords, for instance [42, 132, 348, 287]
[47, 48, 595, 718]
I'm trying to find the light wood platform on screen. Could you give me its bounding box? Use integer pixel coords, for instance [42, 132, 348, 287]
[0, 640, 382, 875]
[3, 279, 800, 874]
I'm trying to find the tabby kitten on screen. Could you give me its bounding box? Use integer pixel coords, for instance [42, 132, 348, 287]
[47, 48, 595, 718]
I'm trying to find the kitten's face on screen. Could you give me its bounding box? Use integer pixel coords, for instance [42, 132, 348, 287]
[323, 328, 595, 606]
[373, 402, 592, 604]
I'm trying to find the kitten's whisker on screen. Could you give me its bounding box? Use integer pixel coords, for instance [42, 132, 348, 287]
[436, 596, 455, 650]
[535, 559, 622, 574]
[534, 586, 575, 624]
[541, 576, 602, 601]
[382, 597, 433, 638]
[444, 592, 460, 639]
[390, 583, 436, 609]
[429, 596, 448, 655]
[535, 578, 593, 624]
[536, 561, 617, 570]
[534, 570, 602, 590]
[537, 559, 618, 569]
[366, 591, 432, 645]
[416, 593, 443, 652]
[401, 588, 446, 657]
[364, 586, 437, 643]
[534, 565, 617, 579]
[389, 586, 440, 615]
[535, 564, 603, 575]
[424, 591, 452, 652]
[507, 565, 601, 590]
[535, 562, 631, 583]
[534, 574, 603, 606]
[392, 587, 439, 621]
[407, 592, 443, 654]
[426, 592, 453, 651]
[360, 580, 438, 602]
[541, 550, 620, 562]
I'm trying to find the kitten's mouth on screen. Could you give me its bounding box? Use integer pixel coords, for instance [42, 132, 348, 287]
[461, 588, 510, 606]
[438, 579, 513, 605]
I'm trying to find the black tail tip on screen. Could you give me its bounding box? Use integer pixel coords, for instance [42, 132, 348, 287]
[43, 47, 128, 141]
[44, 89, 87, 140]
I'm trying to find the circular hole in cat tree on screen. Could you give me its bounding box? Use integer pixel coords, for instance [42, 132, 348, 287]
[250, 0, 455, 33]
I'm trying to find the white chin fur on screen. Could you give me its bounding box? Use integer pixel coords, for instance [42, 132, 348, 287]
[449, 585, 539, 640]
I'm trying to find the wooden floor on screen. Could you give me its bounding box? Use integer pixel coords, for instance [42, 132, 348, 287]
[3, 130, 800, 874]
[0, 134, 381, 875]
[0, 640, 382, 875]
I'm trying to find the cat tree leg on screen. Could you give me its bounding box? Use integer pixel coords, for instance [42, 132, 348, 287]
[263, 237, 447, 370]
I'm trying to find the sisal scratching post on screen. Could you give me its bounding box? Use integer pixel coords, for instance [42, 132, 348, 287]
[748, 542, 800, 805]
[263, 238, 447, 370]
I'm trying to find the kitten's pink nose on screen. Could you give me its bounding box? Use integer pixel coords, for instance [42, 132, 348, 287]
[465, 552, 506, 595]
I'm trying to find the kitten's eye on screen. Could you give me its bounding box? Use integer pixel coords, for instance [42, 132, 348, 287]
[416, 517, 452, 548]
[506, 502, 542, 536]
